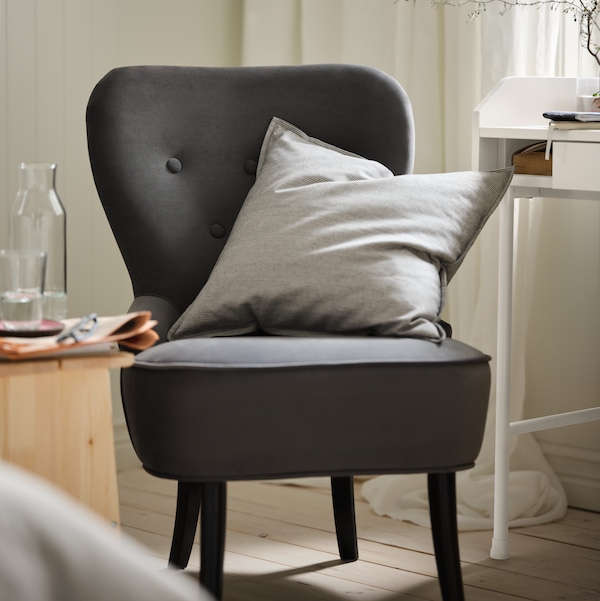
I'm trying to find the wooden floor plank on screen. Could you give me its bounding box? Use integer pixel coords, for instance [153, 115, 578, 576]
[118, 468, 600, 601]
[121, 502, 593, 601]
[514, 520, 600, 550]
[558, 508, 600, 532]
[124, 525, 431, 601]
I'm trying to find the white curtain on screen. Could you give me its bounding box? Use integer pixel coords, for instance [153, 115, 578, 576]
[361, 5, 570, 530]
[241, 0, 598, 530]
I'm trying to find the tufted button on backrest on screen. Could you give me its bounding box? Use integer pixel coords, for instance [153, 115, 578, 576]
[166, 158, 182, 173]
[210, 224, 226, 239]
[244, 160, 257, 175]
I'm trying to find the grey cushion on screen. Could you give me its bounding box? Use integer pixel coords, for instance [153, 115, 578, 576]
[168, 117, 513, 342]
[126, 336, 492, 479]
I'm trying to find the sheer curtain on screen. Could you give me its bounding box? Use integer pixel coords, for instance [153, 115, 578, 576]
[240, 0, 593, 529]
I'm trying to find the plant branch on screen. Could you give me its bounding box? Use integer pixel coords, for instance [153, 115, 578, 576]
[414, 0, 600, 67]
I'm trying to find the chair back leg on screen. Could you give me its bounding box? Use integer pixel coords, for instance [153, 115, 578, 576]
[428, 472, 465, 601]
[331, 476, 359, 561]
[200, 481, 227, 600]
[169, 481, 201, 569]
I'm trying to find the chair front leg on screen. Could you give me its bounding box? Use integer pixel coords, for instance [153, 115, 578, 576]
[169, 481, 201, 569]
[200, 481, 227, 600]
[331, 476, 359, 561]
[428, 472, 464, 601]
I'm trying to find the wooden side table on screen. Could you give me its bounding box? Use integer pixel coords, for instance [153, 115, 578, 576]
[0, 352, 134, 527]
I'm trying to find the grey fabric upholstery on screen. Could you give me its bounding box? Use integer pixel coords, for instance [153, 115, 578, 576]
[86, 64, 491, 601]
[127, 336, 489, 481]
[87, 65, 415, 317]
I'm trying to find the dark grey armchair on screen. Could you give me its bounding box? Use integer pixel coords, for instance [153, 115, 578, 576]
[86, 64, 494, 601]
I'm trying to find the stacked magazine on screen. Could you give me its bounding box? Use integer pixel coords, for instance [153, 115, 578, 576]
[0, 311, 158, 360]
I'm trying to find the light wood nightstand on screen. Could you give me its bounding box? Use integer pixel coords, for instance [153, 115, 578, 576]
[0, 352, 134, 527]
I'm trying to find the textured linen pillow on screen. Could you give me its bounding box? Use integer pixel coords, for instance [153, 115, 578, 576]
[168, 117, 513, 342]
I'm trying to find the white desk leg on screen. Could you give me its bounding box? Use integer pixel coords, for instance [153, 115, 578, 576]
[491, 188, 515, 560]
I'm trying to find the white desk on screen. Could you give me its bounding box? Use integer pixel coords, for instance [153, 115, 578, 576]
[473, 76, 600, 560]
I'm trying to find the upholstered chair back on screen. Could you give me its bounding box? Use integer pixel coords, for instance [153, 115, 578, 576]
[86, 65, 414, 321]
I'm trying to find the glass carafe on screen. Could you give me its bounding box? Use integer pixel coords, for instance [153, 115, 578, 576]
[9, 163, 67, 321]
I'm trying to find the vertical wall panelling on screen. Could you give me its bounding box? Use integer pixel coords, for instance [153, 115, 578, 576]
[90, 0, 119, 83]
[65, 0, 108, 320]
[526, 198, 600, 511]
[88, 0, 131, 322]
[1, 0, 246, 469]
[0, 0, 8, 247]
[4, 0, 36, 247]
[35, 0, 65, 165]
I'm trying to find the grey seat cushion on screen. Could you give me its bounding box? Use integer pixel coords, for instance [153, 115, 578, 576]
[123, 336, 490, 481]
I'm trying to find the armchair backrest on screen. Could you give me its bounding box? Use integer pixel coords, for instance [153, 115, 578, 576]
[86, 64, 414, 314]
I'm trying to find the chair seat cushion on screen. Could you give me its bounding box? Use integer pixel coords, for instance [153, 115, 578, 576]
[123, 336, 491, 481]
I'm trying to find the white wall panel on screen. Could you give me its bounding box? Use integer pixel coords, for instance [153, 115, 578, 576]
[4, 0, 36, 204]
[1, 0, 242, 306]
[36, 0, 65, 164]
[0, 1, 8, 247]
[526, 197, 600, 511]
[0, 0, 243, 445]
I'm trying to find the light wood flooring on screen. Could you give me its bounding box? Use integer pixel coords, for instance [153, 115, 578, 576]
[118, 466, 600, 600]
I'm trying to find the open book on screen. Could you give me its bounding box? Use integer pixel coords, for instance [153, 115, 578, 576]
[0, 311, 158, 360]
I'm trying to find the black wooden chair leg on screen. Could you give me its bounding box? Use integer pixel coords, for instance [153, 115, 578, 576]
[331, 476, 359, 561]
[199, 481, 227, 600]
[428, 472, 465, 601]
[168, 481, 201, 569]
